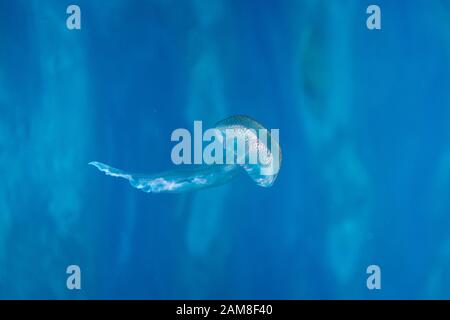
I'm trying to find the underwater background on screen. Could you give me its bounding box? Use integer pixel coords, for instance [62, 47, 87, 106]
[1, 0, 450, 299]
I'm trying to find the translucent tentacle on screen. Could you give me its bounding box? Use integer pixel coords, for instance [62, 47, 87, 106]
[89, 161, 240, 193]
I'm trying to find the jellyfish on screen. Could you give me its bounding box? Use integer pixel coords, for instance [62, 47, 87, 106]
[89, 115, 281, 193]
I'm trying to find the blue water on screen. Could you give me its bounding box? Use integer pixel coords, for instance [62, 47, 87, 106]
[1, 0, 450, 299]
